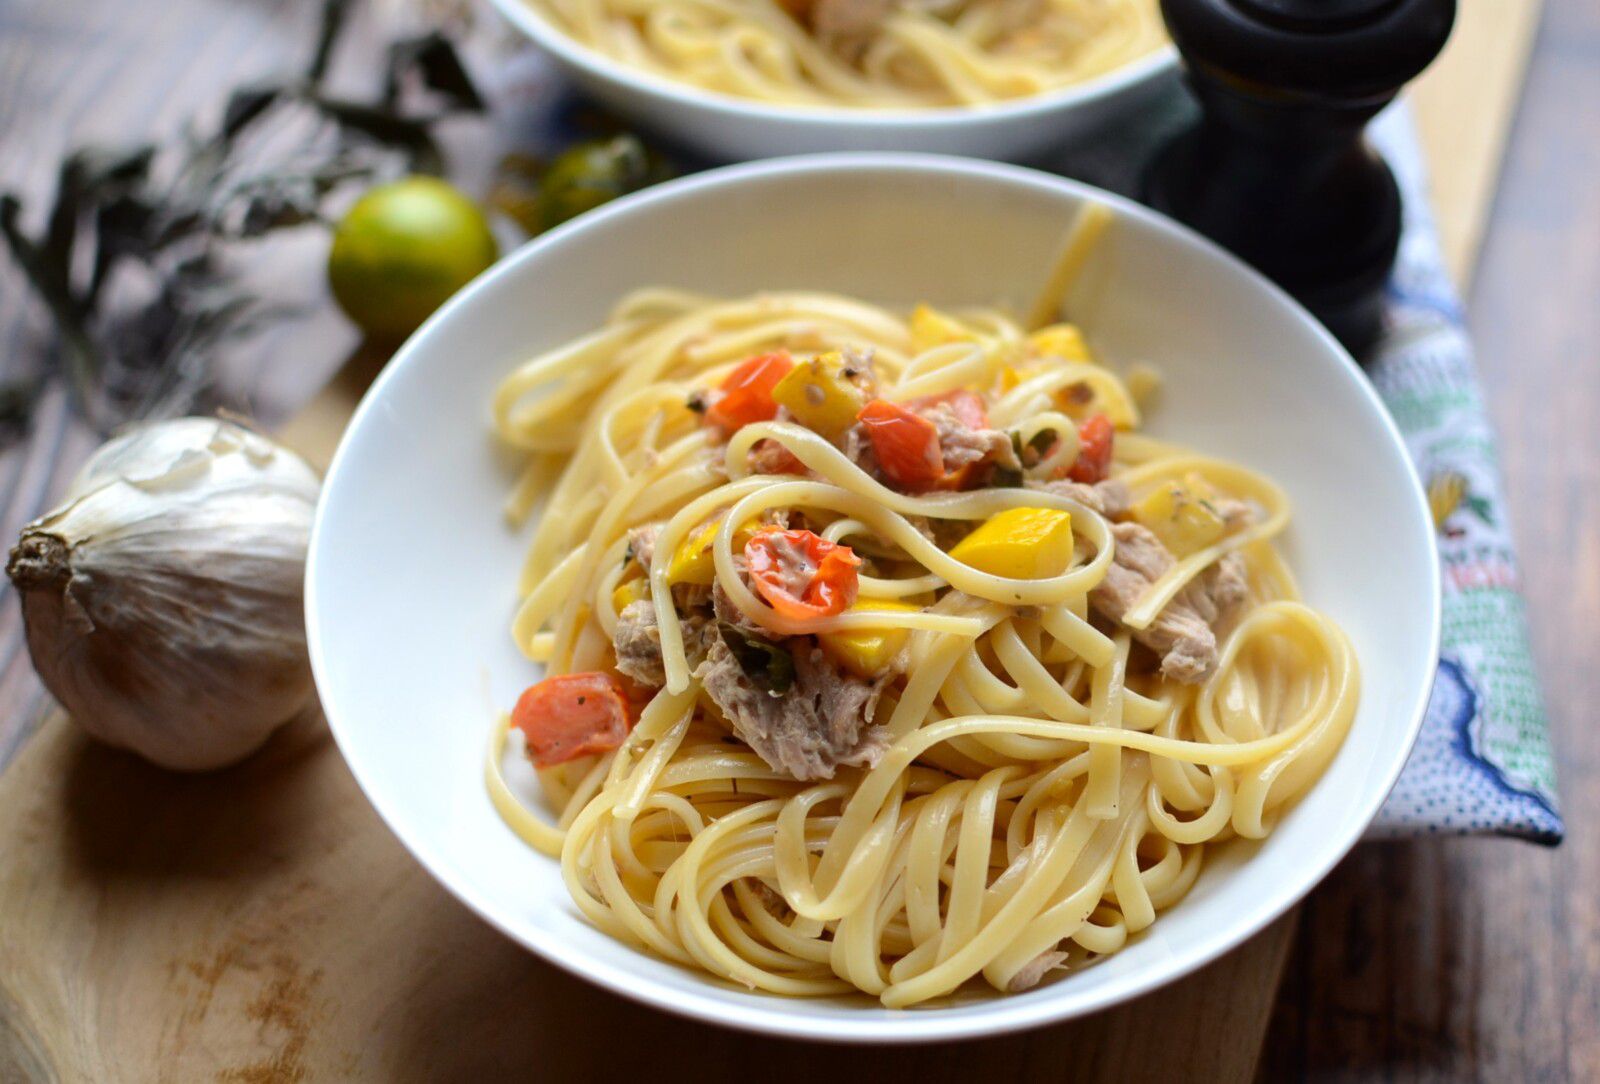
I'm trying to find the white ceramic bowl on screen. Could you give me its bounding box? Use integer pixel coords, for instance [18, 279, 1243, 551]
[484, 0, 1177, 162]
[307, 155, 1439, 1042]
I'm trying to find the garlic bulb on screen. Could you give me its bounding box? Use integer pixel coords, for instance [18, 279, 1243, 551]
[7, 417, 321, 770]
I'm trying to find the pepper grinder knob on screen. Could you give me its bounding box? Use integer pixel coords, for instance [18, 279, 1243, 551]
[1142, 0, 1455, 353]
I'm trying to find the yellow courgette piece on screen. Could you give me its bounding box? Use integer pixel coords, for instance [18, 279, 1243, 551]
[820, 598, 921, 678]
[910, 304, 978, 353]
[1027, 323, 1092, 363]
[666, 517, 760, 585]
[612, 577, 649, 613]
[771, 351, 868, 439]
[949, 508, 1075, 580]
[1000, 362, 1047, 392]
[1131, 474, 1226, 557]
[1054, 374, 1139, 430]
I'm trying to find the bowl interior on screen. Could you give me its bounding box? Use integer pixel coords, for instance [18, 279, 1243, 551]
[307, 156, 1438, 1042]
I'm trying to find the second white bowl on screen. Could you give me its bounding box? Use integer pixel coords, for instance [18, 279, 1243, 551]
[485, 0, 1178, 162]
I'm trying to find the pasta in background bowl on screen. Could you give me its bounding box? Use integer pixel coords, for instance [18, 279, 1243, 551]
[484, 0, 1176, 160]
[307, 156, 1438, 1040]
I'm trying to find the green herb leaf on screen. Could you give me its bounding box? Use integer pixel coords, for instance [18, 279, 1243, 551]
[221, 85, 284, 139]
[989, 465, 1024, 489]
[306, 0, 353, 86]
[0, 378, 41, 441]
[1005, 427, 1057, 476]
[385, 32, 484, 113]
[0, 0, 484, 445]
[718, 622, 795, 696]
[308, 95, 443, 175]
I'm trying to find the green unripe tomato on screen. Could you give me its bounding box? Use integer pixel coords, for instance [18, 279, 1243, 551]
[538, 135, 664, 232]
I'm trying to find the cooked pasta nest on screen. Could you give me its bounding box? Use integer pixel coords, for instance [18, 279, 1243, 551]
[522, 0, 1166, 109]
[485, 211, 1358, 1005]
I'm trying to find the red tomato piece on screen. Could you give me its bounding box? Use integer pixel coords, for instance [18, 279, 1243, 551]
[744, 527, 862, 620]
[913, 389, 1000, 490]
[511, 672, 632, 768]
[910, 388, 989, 429]
[704, 352, 794, 435]
[856, 399, 944, 492]
[1064, 413, 1115, 484]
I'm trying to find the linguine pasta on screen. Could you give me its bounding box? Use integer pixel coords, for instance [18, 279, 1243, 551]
[486, 212, 1359, 1006]
[521, 0, 1165, 109]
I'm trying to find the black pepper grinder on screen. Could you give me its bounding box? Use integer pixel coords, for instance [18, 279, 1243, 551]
[1142, 0, 1455, 354]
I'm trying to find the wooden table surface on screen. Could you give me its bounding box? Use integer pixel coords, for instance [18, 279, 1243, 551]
[0, 0, 1594, 1080]
[1267, 1, 1600, 1078]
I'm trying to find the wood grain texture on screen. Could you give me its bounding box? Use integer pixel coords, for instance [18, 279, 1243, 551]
[1265, 0, 1600, 1079]
[0, 714, 1296, 1082]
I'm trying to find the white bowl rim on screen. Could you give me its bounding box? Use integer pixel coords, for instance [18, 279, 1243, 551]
[306, 152, 1441, 1043]
[484, 0, 1179, 128]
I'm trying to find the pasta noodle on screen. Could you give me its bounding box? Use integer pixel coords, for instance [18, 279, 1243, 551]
[486, 216, 1359, 1006]
[521, 0, 1166, 109]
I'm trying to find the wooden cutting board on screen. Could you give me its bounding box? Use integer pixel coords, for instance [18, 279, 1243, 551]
[0, 3, 1540, 1079]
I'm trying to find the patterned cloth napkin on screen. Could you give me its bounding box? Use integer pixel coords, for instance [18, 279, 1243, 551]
[1362, 108, 1562, 841]
[493, 61, 1565, 842]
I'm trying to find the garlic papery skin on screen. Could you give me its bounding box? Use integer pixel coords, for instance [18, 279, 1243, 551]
[7, 417, 322, 770]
